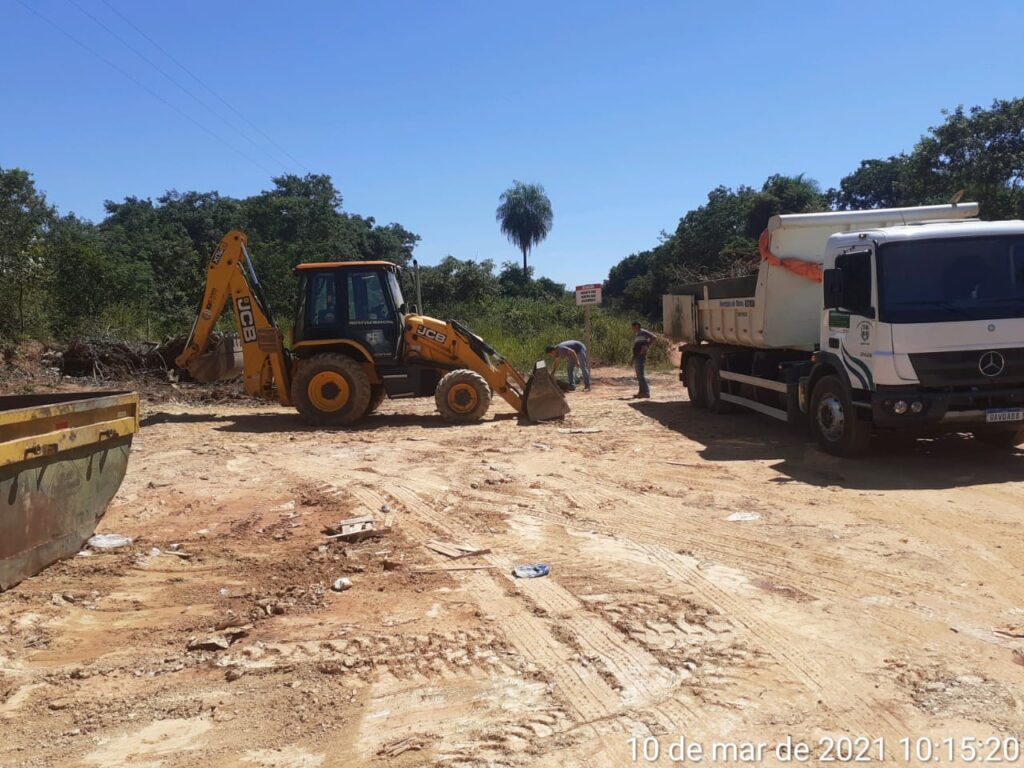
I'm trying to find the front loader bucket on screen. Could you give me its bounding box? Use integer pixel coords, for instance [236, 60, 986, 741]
[522, 361, 570, 422]
[187, 334, 243, 382]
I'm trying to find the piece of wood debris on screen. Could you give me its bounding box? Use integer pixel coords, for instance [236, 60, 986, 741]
[425, 539, 491, 559]
[557, 427, 602, 434]
[164, 550, 193, 559]
[378, 736, 424, 757]
[994, 625, 1024, 639]
[324, 516, 389, 542]
[412, 565, 498, 573]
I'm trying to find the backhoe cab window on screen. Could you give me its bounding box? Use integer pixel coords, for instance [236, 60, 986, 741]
[347, 271, 394, 324]
[311, 274, 339, 329]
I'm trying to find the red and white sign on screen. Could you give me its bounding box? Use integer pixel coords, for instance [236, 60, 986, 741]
[575, 283, 602, 306]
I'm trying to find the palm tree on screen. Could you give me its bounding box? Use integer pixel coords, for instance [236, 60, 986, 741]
[495, 181, 553, 272]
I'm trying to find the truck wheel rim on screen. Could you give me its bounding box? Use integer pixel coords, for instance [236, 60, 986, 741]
[447, 383, 478, 413]
[817, 395, 845, 441]
[309, 371, 350, 412]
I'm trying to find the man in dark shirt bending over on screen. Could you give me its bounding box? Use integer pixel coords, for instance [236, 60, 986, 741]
[545, 340, 591, 391]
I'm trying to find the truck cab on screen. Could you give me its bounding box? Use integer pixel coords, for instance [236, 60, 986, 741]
[821, 220, 1024, 442]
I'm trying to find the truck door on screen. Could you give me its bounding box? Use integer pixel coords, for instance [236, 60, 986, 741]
[826, 247, 876, 392]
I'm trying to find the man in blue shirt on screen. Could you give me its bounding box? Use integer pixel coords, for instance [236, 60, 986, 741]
[545, 340, 591, 391]
[631, 322, 656, 398]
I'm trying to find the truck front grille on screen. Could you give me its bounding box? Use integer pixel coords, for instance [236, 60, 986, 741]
[909, 348, 1024, 387]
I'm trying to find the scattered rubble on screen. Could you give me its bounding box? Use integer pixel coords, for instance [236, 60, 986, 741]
[323, 516, 389, 543]
[187, 636, 231, 652]
[726, 512, 761, 522]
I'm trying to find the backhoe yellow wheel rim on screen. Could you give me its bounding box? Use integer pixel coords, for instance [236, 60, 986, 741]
[447, 382, 479, 414]
[308, 371, 350, 412]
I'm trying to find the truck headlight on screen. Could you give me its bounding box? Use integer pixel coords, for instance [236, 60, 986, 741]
[910, 400, 924, 414]
[893, 400, 909, 415]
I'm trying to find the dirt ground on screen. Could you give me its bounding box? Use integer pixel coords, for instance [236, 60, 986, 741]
[2, 367, 1023, 767]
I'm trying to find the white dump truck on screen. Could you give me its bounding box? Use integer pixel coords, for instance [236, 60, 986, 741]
[663, 203, 1024, 456]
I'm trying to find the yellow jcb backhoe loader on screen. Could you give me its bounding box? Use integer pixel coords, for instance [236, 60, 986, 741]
[175, 231, 570, 426]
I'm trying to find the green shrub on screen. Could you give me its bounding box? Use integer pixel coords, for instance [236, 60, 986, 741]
[432, 296, 668, 371]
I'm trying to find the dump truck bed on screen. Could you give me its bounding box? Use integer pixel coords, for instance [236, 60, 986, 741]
[0, 391, 139, 591]
[663, 203, 981, 350]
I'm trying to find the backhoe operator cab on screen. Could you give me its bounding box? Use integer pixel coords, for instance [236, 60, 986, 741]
[294, 262, 406, 361]
[176, 230, 569, 428]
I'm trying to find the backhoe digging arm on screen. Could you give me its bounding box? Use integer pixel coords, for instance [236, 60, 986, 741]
[175, 230, 292, 405]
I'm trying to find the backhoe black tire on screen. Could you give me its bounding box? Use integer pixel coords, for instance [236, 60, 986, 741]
[291, 353, 372, 427]
[809, 375, 871, 457]
[366, 384, 386, 415]
[685, 357, 706, 408]
[704, 359, 734, 414]
[435, 369, 492, 423]
[972, 428, 1024, 450]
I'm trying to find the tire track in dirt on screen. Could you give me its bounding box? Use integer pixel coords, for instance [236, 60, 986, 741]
[308, 449, 914, 750]
[638, 542, 913, 742]
[469, 485, 1002, 695]
[468, 484, 856, 600]
[343, 483, 623, 723]
[294, 480, 625, 735]
[566, 478, 939, 596]
[352, 482, 690, 726]
[469, 479, 938, 600]
[434, 479, 914, 743]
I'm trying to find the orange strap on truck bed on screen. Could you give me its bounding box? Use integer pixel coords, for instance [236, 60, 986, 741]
[758, 230, 823, 283]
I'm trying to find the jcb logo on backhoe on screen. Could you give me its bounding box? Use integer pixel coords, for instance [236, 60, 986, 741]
[416, 326, 447, 344]
[236, 297, 257, 342]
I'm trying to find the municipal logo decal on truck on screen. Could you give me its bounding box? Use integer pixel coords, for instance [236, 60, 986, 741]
[858, 321, 872, 345]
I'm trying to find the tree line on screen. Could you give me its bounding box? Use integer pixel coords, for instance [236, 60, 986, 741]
[0, 171, 569, 346]
[605, 98, 1024, 318]
[0, 172, 422, 344]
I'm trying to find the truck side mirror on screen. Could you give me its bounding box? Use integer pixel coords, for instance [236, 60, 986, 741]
[823, 268, 844, 310]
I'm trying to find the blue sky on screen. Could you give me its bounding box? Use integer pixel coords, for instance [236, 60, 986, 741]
[4, 0, 1023, 287]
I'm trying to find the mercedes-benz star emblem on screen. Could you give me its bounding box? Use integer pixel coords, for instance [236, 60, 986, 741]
[978, 350, 1005, 377]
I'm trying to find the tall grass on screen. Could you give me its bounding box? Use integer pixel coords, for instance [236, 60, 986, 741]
[438, 297, 668, 372]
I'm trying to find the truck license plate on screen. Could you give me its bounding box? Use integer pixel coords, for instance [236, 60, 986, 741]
[986, 408, 1024, 423]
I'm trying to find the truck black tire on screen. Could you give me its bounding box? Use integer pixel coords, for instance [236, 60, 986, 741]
[809, 375, 870, 457]
[435, 369, 492, 423]
[291, 353, 372, 427]
[704, 359, 734, 414]
[972, 429, 1024, 450]
[685, 357, 706, 408]
[366, 384, 386, 415]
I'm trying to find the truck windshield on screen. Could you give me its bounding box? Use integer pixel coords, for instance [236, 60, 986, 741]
[877, 235, 1024, 323]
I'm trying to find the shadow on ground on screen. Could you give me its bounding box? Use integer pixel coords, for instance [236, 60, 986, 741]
[140, 409, 520, 433]
[630, 399, 1024, 491]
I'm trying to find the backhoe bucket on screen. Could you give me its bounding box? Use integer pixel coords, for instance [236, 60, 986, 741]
[187, 334, 243, 382]
[522, 361, 570, 422]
